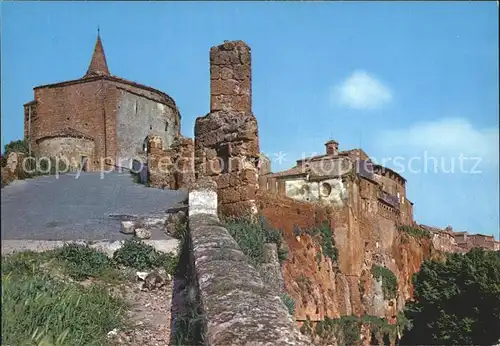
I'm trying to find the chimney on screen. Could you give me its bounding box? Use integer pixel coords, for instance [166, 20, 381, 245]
[325, 140, 339, 156]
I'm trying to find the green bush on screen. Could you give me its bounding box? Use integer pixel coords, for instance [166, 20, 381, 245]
[113, 239, 178, 273]
[371, 264, 398, 300]
[280, 293, 296, 315]
[223, 216, 286, 265]
[1, 271, 127, 345]
[398, 225, 431, 239]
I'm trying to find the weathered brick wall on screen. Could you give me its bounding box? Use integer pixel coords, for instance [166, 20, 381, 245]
[195, 40, 260, 217]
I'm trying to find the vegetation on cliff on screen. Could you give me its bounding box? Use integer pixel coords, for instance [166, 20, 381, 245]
[371, 264, 398, 300]
[223, 215, 288, 265]
[280, 293, 296, 315]
[303, 221, 339, 263]
[397, 225, 431, 239]
[402, 248, 500, 345]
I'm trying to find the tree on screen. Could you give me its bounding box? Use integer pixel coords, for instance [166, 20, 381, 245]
[3, 139, 28, 155]
[401, 248, 500, 345]
[1, 139, 29, 167]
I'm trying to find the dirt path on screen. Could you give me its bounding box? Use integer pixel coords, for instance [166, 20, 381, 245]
[109, 280, 173, 345]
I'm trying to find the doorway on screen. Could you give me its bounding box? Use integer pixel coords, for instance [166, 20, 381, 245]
[81, 156, 88, 172]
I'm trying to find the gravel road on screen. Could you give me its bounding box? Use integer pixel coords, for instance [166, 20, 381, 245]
[1, 172, 187, 241]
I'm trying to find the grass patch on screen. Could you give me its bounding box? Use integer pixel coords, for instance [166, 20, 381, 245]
[1, 252, 128, 345]
[397, 225, 431, 239]
[223, 215, 287, 266]
[53, 243, 120, 282]
[113, 239, 178, 274]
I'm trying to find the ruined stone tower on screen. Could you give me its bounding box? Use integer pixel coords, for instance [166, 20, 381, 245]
[194, 40, 260, 217]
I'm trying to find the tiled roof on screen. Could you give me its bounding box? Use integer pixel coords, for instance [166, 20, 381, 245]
[267, 166, 306, 178]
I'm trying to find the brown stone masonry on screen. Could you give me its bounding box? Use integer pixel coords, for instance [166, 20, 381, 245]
[195, 40, 260, 217]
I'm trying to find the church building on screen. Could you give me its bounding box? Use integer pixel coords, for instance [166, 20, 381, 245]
[23, 32, 181, 171]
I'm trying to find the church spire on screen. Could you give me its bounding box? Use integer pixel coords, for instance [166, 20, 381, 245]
[84, 30, 110, 78]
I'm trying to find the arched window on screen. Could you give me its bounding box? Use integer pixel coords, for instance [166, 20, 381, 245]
[142, 136, 149, 153]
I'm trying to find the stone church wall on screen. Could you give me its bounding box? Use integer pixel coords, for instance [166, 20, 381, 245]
[115, 87, 178, 169]
[31, 79, 105, 169]
[26, 77, 180, 171]
[37, 137, 95, 170]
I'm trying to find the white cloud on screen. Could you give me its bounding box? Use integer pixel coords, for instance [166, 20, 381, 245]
[332, 70, 393, 110]
[375, 118, 499, 166]
[372, 117, 499, 237]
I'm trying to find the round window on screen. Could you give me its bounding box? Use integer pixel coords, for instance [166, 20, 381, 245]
[320, 182, 332, 197]
[299, 184, 310, 195]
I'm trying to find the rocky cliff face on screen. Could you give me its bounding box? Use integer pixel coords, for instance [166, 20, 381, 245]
[257, 190, 439, 324]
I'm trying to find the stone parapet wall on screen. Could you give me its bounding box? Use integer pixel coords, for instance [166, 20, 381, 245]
[184, 179, 310, 345]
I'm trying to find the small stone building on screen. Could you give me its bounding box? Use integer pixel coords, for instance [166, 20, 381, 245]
[24, 33, 181, 171]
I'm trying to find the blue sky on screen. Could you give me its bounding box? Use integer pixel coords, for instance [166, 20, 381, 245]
[1, 2, 498, 237]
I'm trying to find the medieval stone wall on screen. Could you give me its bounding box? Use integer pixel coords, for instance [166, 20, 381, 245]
[114, 87, 178, 169]
[147, 135, 195, 190]
[373, 170, 406, 202]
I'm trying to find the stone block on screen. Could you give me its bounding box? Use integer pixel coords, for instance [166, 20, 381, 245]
[241, 168, 258, 185]
[238, 184, 257, 200]
[220, 67, 234, 80]
[210, 65, 221, 80]
[189, 178, 218, 216]
[219, 186, 240, 203]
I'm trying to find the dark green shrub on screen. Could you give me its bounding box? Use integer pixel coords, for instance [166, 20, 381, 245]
[402, 248, 500, 345]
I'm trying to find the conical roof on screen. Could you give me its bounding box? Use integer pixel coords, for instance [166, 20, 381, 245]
[83, 32, 110, 78]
